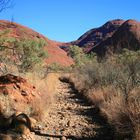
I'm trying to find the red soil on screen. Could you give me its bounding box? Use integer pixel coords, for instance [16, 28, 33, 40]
[0, 20, 73, 66]
[0, 74, 39, 105]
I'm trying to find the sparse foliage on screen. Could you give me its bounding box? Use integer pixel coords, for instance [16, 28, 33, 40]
[69, 45, 93, 66]
[0, 30, 48, 74]
[0, 0, 13, 12]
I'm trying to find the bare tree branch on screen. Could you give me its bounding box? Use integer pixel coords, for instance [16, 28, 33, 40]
[0, 0, 13, 12]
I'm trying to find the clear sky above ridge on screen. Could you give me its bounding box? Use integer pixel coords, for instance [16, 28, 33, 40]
[0, 0, 140, 42]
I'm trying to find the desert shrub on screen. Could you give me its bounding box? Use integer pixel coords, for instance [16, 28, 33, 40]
[97, 87, 140, 139]
[0, 93, 15, 117]
[73, 49, 140, 93]
[47, 63, 64, 72]
[127, 88, 140, 140]
[69, 45, 93, 67]
[99, 88, 132, 139]
[70, 49, 140, 139]
[72, 56, 119, 90]
[116, 49, 140, 95]
[24, 72, 60, 121]
[29, 98, 46, 121]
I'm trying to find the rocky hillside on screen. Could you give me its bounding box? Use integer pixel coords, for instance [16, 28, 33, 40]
[88, 19, 140, 56]
[0, 20, 73, 66]
[71, 19, 125, 52]
[62, 19, 140, 57]
[1, 19, 140, 65]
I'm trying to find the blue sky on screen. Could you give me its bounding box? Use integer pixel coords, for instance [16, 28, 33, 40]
[0, 0, 140, 42]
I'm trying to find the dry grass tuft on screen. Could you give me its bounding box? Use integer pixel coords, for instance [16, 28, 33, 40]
[24, 72, 60, 120]
[29, 98, 45, 121]
[68, 49, 140, 139]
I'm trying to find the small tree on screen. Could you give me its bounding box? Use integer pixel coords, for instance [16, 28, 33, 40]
[0, 30, 48, 74]
[69, 45, 91, 66]
[18, 39, 48, 72]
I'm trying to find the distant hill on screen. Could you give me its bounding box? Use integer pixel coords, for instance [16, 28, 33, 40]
[71, 19, 125, 52]
[88, 19, 140, 56]
[0, 20, 73, 66]
[1, 19, 140, 65]
[66, 19, 140, 57]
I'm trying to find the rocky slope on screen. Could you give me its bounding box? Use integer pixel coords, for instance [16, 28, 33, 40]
[88, 19, 140, 56]
[1, 19, 140, 63]
[61, 19, 140, 57]
[0, 20, 73, 66]
[71, 19, 125, 52]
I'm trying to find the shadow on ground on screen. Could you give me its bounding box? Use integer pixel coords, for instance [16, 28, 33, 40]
[29, 77, 114, 139]
[58, 77, 114, 140]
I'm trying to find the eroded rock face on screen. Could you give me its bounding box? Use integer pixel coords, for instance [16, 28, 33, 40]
[0, 74, 26, 84]
[0, 74, 40, 117]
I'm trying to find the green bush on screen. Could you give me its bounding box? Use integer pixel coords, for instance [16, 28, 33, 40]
[0, 30, 48, 74]
[18, 39, 48, 72]
[73, 49, 140, 93]
[69, 45, 94, 67]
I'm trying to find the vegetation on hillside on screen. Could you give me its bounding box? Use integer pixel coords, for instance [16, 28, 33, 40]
[0, 26, 140, 139]
[68, 45, 94, 67]
[67, 45, 140, 139]
[0, 29, 49, 124]
[0, 29, 48, 75]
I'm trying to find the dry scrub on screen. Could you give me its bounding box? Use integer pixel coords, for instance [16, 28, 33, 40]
[24, 72, 60, 119]
[0, 72, 60, 125]
[67, 49, 140, 139]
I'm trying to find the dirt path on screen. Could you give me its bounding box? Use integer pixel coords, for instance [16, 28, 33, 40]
[35, 80, 113, 140]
